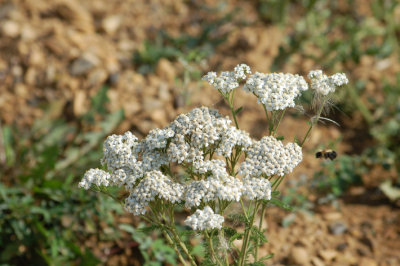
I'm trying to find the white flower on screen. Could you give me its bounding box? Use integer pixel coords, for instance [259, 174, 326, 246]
[243, 72, 308, 111]
[142, 128, 174, 150]
[234, 64, 252, 80]
[79, 168, 111, 189]
[124, 170, 184, 215]
[101, 131, 139, 171]
[239, 136, 302, 178]
[169, 107, 231, 152]
[202, 64, 251, 94]
[167, 134, 190, 163]
[243, 177, 271, 200]
[216, 127, 253, 157]
[184, 206, 224, 231]
[308, 70, 349, 95]
[184, 168, 244, 208]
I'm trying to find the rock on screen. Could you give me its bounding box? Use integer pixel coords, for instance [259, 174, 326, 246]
[318, 249, 337, 262]
[155, 58, 176, 83]
[28, 47, 45, 67]
[121, 98, 141, 118]
[53, 0, 94, 33]
[359, 257, 377, 266]
[158, 83, 171, 102]
[311, 256, 324, 266]
[70, 53, 99, 75]
[143, 98, 162, 112]
[323, 212, 342, 221]
[102, 15, 122, 34]
[25, 68, 37, 86]
[328, 221, 347, 235]
[88, 68, 108, 86]
[336, 242, 348, 251]
[1, 20, 20, 38]
[20, 24, 36, 40]
[106, 72, 119, 85]
[150, 108, 168, 125]
[289, 247, 310, 265]
[73, 90, 87, 116]
[134, 119, 155, 135]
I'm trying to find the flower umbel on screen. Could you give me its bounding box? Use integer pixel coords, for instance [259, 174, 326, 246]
[308, 70, 349, 95]
[243, 72, 308, 111]
[184, 206, 224, 231]
[202, 64, 252, 94]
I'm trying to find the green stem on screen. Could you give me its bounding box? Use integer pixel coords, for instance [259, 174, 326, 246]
[143, 212, 188, 266]
[240, 199, 249, 222]
[150, 205, 197, 266]
[170, 227, 197, 266]
[219, 227, 230, 266]
[162, 230, 188, 266]
[273, 175, 285, 191]
[239, 201, 260, 266]
[273, 109, 286, 136]
[228, 96, 240, 129]
[255, 203, 266, 261]
[205, 231, 220, 265]
[300, 98, 327, 147]
[262, 105, 273, 135]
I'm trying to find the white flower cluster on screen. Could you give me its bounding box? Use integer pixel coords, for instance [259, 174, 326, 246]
[125, 170, 184, 215]
[243, 72, 308, 111]
[184, 206, 224, 231]
[101, 131, 139, 171]
[234, 64, 252, 80]
[80, 107, 261, 215]
[217, 127, 252, 157]
[242, 177, 272, 200]
[308, 70, 349, 95]
[185, 175, 244, 208]
[202, 64, 251, 94]
[185, 159, 244, 208]
[169, 107, 230, 151]
[239, 136, 302, 178]
[78, 168, 111, 189]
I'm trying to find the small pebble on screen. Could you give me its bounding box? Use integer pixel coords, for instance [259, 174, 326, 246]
[329, 221, 347, 235]
[289, 247, 310, 265]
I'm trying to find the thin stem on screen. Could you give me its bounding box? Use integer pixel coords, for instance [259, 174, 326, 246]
[262, 105, 273, 135]
[300, 98, 328, 147]
[272, 176, 282, 191]
[143, 210, 188, 266]
[239, 201, 260, 266]
[219, 227, 230, 266]
[240, 199, 249, 222]
[170, 227, 197, 266]
[205, 231, 220, 265]
[150, 204, 197, 266]
[299, 123, 313, 147]
[255, 203, 266, 261]
[162, 230, 188, 266]
[217, 202, 229, 266]
[228, 95, 240, 129]
[273, 109, 286, 136]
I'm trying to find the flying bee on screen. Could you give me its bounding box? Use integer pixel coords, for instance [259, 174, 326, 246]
[315, 149, 337, 160]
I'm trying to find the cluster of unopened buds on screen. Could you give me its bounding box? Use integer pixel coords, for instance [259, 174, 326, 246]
[79, 63, 348, 265]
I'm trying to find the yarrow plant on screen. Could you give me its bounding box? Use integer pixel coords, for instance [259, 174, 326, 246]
[79, 64, 348, 265]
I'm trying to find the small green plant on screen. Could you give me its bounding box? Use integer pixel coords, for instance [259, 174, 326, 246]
[312, 155, 363, 199]
[79, 64, 348, 265]
[133, 5, 234, 74]
[0, 87, 124, 264]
